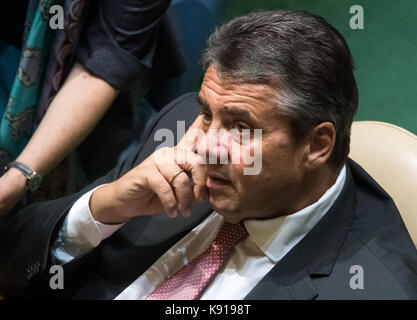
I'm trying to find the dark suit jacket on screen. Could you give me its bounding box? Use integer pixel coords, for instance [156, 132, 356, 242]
[1, 93, 416, 300]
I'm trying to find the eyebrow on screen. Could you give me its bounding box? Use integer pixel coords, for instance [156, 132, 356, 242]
[197, 95, 210, 110]
[197, 95, 256, 123]
[221, 106, 252, 120]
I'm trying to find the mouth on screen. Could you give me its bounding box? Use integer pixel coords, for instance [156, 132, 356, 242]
[206, 173, 231, 189]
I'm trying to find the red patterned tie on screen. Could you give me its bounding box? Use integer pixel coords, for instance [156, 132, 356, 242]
[146, 222, 248, 300]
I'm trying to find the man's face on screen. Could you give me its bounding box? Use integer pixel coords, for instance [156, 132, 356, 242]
[196, 66, 308, 223]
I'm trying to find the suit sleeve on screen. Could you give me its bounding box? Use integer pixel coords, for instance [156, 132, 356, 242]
[0, 92, 199, 295]
[0, 149, 138, 294]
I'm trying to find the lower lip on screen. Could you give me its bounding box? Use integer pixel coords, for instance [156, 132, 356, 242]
[206, 177, 231, 188]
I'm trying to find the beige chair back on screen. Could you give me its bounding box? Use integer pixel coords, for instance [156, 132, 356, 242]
[349, 121, 417, 247]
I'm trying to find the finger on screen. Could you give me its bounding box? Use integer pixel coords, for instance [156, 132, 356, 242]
[174, 149, 208, 202]
[177, 115, 205, 152]
[156, 163, 194, 217]
[144, 168, 179, 218]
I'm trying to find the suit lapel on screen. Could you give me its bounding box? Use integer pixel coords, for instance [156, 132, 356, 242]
[244, 246, 318, 300]
[245, 162, 357, 300]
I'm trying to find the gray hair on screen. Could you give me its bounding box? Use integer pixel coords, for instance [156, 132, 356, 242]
[202, 10, 358, 168]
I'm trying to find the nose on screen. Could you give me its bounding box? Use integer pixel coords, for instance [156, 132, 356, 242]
[196, 128, 230, 165]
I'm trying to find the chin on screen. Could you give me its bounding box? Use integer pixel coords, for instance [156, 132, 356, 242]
[219, 213, 244, 224]
[209, 196, 242, 223]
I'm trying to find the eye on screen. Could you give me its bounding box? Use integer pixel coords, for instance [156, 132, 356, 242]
[235, 122, 250, 132]
[230, 122, 252, 143]
[200, 111, 212, 122]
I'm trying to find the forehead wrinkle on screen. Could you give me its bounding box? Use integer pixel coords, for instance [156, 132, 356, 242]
[215, 82, 275, 107]
[200, 66, 281, 123]
[202, 66, 275, 101]
[203, 79, 274, 112]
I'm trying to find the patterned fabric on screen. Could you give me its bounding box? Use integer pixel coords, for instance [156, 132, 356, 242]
[1, 0, 61, 168]
[146, 222, 248, 300]
[0, 0, 87, 171]
[0, 0, 89, 205]
[36, 0, 87, 124]
[30, 0, 89, 203]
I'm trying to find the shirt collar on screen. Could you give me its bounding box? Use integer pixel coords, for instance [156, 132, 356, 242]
[243, 165, 347, 263]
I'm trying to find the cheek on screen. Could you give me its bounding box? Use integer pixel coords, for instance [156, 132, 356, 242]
[226, 136, 269, 187]
[262, 143, 305, 189]
[228, 135, 262, 168]
[227, 135, 301, 192]
[260, 136, 301, 181]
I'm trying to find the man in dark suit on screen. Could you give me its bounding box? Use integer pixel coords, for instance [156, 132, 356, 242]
[0, 10, 416, 300]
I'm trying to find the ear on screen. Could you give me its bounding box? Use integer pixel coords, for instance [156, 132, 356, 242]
[305, 122, 336, 169]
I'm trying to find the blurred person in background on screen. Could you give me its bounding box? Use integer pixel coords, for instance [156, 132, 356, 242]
[0, 0, 186, 216]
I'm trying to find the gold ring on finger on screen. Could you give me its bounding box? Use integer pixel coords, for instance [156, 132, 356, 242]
[168, 169, 186, 185]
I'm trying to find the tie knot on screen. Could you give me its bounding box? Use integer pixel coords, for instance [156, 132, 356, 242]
[212, 222, 248, 249]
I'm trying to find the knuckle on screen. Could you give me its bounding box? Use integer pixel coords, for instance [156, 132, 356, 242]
[173, 174, 190, 189]
[159, 183, 172, 194]
[166, 199, 177, 212]
[154, 147, 173, 165]
[188, 151, 203, 163]
[157, 146, 170, 153]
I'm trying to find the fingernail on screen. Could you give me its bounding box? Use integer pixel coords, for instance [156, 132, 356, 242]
[171, 210, 178, 218]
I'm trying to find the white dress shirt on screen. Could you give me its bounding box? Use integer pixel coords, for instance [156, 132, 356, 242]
[53, 165, 346, 300]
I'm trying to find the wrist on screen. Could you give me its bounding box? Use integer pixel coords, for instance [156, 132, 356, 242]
[15, 156, 42, 175]
[89, 184, 129, 225]
[2, 168, 27, 190]
[4, 161, 43, 192]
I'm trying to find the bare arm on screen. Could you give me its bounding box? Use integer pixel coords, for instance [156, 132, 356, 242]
[0, 62, 118, 215]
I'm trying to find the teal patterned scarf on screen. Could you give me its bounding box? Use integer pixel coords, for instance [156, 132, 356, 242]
[0, 0, 63, 169]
